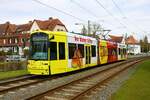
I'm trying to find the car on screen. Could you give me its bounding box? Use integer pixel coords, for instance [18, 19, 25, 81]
[6, 55, 21, 62]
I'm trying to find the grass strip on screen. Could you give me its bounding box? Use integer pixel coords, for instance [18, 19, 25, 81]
[112, 59, 150, 100]
[0, 70, 29, 80]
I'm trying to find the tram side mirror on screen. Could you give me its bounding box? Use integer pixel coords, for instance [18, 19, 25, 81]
[49, 35, 54, 40]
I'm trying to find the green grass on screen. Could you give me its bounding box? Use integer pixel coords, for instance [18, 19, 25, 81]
[112, 59, 150, 100]
[0, 70, 29, 80]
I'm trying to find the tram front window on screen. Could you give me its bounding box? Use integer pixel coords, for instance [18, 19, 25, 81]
[30, 41, 48, 60]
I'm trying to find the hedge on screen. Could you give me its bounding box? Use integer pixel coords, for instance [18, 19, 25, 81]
[0, 61, 27, 72]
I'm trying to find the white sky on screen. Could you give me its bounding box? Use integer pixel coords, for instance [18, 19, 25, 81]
[0, 0, 150, 41]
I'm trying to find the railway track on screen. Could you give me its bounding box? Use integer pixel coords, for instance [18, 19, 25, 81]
[28, 58, 145, 100]
[0, 57, 147, 99]
[0, 75, 48, 94]
[0, 75, 37, 85]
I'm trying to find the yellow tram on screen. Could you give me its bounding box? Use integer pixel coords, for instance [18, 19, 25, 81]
[27, 30, 97, 75]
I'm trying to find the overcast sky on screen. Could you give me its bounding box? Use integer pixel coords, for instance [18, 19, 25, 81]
[0, 0, 150, 41]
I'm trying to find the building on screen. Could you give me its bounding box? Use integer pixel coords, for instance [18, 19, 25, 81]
[108, 34, 141, 55]
[15, 22, 32, 55]
[108, 35, 125, 43]
[30, 17, 67, 32]
[126, 35, 141, 55]
[0, 22, 18, 53]
[0, 17, 67, 55]
[0, 22, 31, 55]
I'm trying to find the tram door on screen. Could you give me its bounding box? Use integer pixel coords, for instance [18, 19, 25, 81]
[85, 45, 91, 66]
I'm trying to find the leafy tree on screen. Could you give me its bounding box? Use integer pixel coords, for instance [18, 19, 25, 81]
[140, 39, 144, 52]
[143, 36, 149, 52]
[140, 36, 149, 53]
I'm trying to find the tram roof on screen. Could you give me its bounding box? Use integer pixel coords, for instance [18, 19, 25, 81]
[31, 30, 97, 40]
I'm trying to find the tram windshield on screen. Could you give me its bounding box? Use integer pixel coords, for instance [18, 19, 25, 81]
[29, 33, 48, 60]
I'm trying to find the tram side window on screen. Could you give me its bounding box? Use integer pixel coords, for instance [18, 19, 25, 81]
[78, 44, 84, 58]
[119, 48, 121, 55]
[104, 46, 108, 56]
[92, 45, 96, 57]
[59, 42, 65, 60]
[50, 42, 57, 60]
[101, 46, 107, 56]
[104, 47, 106, 56]
[108, 48, 112, 56]
[112, 48, 117, 56]
[123, 48, 127, 55]
[124, 49, 127, 55]
[69, 43, 76, 59]
[100, 46, 104, 56]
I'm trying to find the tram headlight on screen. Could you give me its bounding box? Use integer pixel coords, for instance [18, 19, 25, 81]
[27, 62, 30, 65]
[43, 63, 48, 65]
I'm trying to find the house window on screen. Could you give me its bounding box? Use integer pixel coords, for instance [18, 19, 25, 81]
[8, 38, 11, 44]
[92, 45, 96, 57]
[59, 42, 65, 60]
[50, 42, 57, 60]
[3, 39, 5, 44]
[12, 38, 15, 43]
[21, 39, 23, 43]
[15, 38, 18, 43]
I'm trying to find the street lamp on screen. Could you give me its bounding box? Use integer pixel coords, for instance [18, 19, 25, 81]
[75, 23, 87, 35]
[75, 23, 84, 26]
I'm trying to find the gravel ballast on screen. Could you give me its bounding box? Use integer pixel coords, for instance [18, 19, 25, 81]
[83, 61, 141, 100]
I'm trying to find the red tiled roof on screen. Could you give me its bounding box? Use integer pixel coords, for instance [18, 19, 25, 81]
[126, 35, 138, 44]
[0, 22, 9, 34]
[0, 17, 67, 35]
[7, 24, 16, 33]
[16, 22, 32, 32]
[0, 22, 17, 34]
[34, 18, 67, 31]
[48, 19, 65, 30]
[109, 35, 123, 43]
[35, 20, 50, 30]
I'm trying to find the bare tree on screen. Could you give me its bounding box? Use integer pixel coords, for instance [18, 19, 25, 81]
[81, 25, 87, 35]
[79, 22, 103, 37]
[91, 23, 102, 38]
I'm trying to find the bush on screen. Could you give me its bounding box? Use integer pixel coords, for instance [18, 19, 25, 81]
[0, 56, 6, 61]
[0, 51, 6, 56]
[0, 61, 27, 72]
[23, 49, 29, 58]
